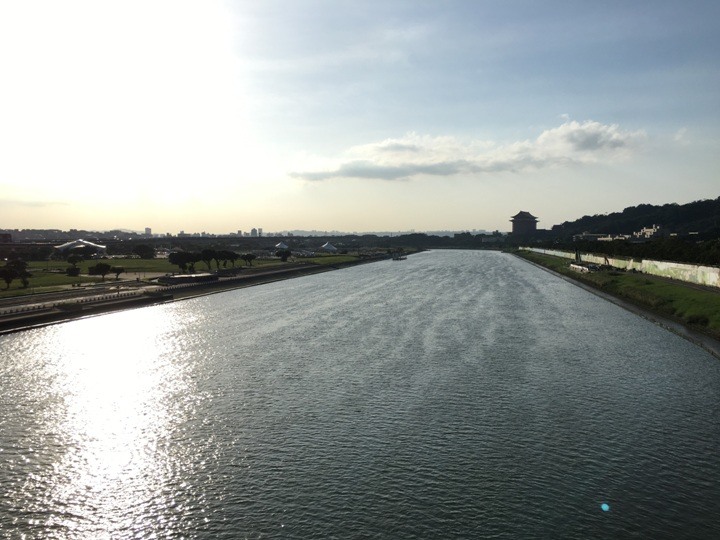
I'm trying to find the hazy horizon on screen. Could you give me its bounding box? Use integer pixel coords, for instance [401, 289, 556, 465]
[1, 1, 718, 234]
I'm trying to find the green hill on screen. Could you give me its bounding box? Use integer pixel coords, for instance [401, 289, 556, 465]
[550, 197, 720, 237]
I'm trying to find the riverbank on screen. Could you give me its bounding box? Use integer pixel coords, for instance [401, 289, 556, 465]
[512, 251, 720, 359]
[0, 257, 385, 335]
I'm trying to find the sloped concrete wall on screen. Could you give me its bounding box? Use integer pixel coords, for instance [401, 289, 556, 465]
[522, 247, 720, 288]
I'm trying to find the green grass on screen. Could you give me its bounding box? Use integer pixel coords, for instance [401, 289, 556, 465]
[0, 273, 98, 298]
[0, 258, 240, 298]
[28, 258, 177, 274]
[0, 259, 133, 298]
[305, 255, 360, 265]
[516, 250, 720, 338]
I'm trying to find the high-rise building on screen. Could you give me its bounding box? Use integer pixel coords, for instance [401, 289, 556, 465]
[258, 228, 263, 237]
[144, 227, 152, 236]
[251, 228, 258, 237]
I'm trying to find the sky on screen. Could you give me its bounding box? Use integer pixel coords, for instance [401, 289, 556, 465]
[0, 0, 718, 235]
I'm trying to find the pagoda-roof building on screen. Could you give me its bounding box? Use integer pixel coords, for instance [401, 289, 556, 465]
[510, 211, 539, 235]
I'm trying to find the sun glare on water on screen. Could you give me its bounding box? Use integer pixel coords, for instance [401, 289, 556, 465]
[16, 306, 205, 537]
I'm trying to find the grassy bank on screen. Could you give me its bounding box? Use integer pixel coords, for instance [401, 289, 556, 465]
[0, 254, 370, 299]
[0, 254, 382, 333]
[515, 250, 720, 340]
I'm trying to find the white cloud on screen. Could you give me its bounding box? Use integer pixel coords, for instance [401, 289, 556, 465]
[674, 127, 689, 144]
[290, 121, 646, 181]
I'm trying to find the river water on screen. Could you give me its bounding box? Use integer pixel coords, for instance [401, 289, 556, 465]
[1, 250, 719, 539]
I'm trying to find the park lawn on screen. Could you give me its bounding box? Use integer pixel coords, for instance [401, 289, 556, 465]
[26, 258, 177, 275]
[1, 257, 292, 299]
[247, 258, 286, 268]
[30, 257, 282, 275]
[515, 250, 720, 336]
[305, 255, 360, 265]
[1, 258, 159, 297]
[0, 269, 104, 298]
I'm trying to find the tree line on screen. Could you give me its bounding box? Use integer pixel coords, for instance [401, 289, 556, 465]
[168, 250, 258, 273]
[550, 197, 720, 237]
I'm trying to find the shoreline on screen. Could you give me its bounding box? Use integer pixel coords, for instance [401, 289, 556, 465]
[512, 253, 720, 359]
[0, 259, 379, 335]
[9, 250, 717, 359]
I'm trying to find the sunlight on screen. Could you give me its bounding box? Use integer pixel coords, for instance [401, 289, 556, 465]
[29, 307, 201, 535]
[0, 0, 257, 207]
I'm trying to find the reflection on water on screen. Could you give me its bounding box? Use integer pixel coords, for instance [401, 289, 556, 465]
[1, 307, 208, 538]
[2, 251, 720, 538]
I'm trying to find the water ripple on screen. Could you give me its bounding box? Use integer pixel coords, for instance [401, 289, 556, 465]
[1, 251, 720, 538]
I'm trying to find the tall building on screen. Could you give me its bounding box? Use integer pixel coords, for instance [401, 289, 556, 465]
[144, 227, 152, 236]
[510, 211, 538, 235]
[251, 228, 258, 237]
[258, 228, 263, 237]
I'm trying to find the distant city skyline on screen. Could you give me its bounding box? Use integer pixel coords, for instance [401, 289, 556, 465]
[1, 224, 495, 239]
[1, 1, 718, 234]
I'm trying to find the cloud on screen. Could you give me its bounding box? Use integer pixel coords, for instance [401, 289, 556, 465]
[290, 121, 646, 182]
[376, 142, 421, 153]
[537, 121, 638, 152]
[674, 127, 688, 144]
[297, 160, 468, 181]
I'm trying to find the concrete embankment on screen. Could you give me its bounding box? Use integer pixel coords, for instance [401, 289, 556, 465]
[514, 253, 720, 359]
[521, 246, 720, 288]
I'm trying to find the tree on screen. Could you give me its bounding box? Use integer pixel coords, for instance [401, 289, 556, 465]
[275, 249, 292, 262]
[218, 250, 239, 267]
[88, 262, 112, 280]
[66, 254, 83, 276]
[201, 249, 218, 271]
[0, 267, 17, 289]
[6, 260, 30, 289]
[186, 252, 201, 273]
[67, 254, 83, 268]
[241, 253, 256, 267]
[169, 251, 189, 273]
[111, 266, 125, 280]
[132, 244, 155, 259]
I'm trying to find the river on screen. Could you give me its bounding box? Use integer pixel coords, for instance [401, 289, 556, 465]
[1, 250, 719, 538]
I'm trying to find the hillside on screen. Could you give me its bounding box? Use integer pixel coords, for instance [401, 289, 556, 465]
[550, 197, 720, 237]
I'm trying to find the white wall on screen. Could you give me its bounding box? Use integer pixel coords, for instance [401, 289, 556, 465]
[522, 247, 720, 288]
